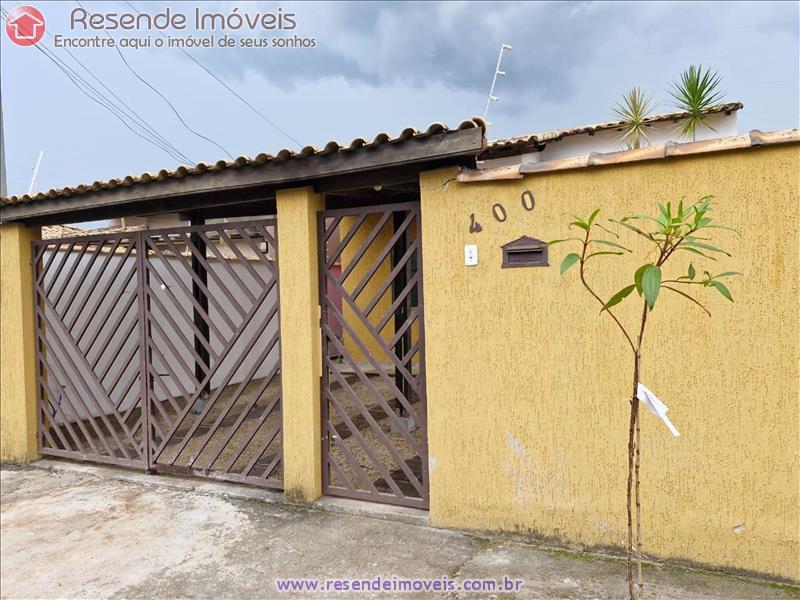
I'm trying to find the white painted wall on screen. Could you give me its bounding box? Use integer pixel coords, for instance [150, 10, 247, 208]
[485, 111, 738, 168]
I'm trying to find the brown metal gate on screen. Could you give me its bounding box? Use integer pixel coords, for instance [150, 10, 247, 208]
[33, 220, 283, 489]
[318, 202, 429, 509]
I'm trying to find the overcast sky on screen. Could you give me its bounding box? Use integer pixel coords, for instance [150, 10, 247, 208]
[1, 0, 798, 198]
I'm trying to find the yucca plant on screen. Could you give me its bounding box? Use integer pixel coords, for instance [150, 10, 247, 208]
[613, 87, 657, 150]
[668, 65, 726, 141]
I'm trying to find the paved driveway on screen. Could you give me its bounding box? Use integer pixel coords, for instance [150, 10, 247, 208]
[1, 463, 796, 599]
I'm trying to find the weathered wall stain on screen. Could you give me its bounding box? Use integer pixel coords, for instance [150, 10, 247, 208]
[503, 430, 566, 513]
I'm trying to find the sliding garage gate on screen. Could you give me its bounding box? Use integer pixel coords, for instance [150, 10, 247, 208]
[33, 220, 283, 489]
[318, 202, 429, 509]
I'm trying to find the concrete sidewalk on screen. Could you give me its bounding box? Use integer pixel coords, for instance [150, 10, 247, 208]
[1, 463, 796, 600]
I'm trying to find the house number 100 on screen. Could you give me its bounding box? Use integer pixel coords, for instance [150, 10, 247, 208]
[470, 190, 535, 232]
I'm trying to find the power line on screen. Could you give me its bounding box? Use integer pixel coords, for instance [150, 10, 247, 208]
[75, 1, 233, 160]
[16, 2, 193, 164]
[1, 8, 188, 164]
[124, 0, 302, 148]
[0, 7, 188, 164]
[58, 47, 192, 163]
[0, 13, 186, 163]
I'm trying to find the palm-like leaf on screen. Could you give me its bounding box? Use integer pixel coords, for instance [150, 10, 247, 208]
[613, 87, 657, 150]
[667, 65, 726, 141]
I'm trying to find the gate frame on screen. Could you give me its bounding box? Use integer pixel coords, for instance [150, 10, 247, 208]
[317, 200, 430, 509]
[32, 229, 148, 470]
[31, 219, 284, 490]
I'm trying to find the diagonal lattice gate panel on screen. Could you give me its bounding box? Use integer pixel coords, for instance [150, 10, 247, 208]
[33, 220, 283, 489]
[319, 202, 429, 509]
[34, 233, 146, 468]
[144, 221, 283, 488]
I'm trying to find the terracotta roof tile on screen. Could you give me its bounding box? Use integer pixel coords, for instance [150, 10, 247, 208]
[2, 118, 487, 207]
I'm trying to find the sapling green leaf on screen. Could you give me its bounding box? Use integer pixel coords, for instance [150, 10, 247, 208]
[603, 284, 636, 311]
[683, 239, 731, 256]
[641, 265, 662, 310]
[591, 239, 632, 252]
[595, 223, 620, 238]
[610, 219, 653, 240]
[547, 237, 583, 246]
[586, 251, 626, 260]
[715, 271, 742, 278]
[704, 224, 741, 236]
[662, 285, 711, 317]
[634, 264, 651, 296]
[676, 247, 717, 261]
[560, 253, 581, 274]
[626, 214, 663, 226]
[708, 280, 734, 301]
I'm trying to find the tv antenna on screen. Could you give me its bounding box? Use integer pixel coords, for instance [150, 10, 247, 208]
[28, 150, 44, 195]
[483, 43, 512, 124]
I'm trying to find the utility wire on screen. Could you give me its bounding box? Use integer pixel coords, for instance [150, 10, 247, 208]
[14, 2, 192, 164]
[0, 7, 188, 164]
[0, 11, 185, 164]
[73, 0, 232, 160]
[1, 5, 183, 162]
[124, 0, 302, 148]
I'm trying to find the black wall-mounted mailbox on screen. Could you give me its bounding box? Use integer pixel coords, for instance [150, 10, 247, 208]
[501, 236, 549, 268]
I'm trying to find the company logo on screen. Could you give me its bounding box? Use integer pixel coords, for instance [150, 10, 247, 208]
[5, 5, 46, 46]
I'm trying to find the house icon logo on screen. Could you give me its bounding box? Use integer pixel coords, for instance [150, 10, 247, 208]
[5, 5, 46, 46]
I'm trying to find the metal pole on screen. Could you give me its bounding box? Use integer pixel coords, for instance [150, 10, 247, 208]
[0, 87, 7, 198]
[190, 214, 211, 413]
[136, 232, 153, 471]
[392, 210, 410, 417]
[483, 43, 512, 121]
[28, 150, 44, 195]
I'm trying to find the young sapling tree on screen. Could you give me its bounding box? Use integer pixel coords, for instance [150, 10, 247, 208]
[550, 196, 740, 599]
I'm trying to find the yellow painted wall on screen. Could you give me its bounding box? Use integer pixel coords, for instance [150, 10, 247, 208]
[419, 145, 800, 580]
[276, 187, 325, 503]
[1, 223, 41, 463]
[340, 214, 395, 363]
[339, 214, 421, 369]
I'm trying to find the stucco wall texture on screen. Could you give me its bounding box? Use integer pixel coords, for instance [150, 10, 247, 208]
[0, 224, 41, 463]
[276, 187, 324, 503]
[339, 214, 421, 365]
[340, 214, 395, 363]
[419, 144, 800, 581]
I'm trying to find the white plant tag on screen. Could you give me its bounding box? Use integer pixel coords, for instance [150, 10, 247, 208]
[637, 383, 680, 437]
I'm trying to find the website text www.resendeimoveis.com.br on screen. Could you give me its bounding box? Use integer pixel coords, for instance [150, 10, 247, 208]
[275, 576, 523, 594]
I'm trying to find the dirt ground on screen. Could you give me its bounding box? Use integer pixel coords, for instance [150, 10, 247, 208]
[43, 367, 426, 500]
[2, 462, 797, 600]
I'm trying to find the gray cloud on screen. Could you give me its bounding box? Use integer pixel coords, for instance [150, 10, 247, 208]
[117, 0, 797, 124]
[180, 0, 797, 120]
[185, 2, 629, 107]
[2, 0, 797, 198]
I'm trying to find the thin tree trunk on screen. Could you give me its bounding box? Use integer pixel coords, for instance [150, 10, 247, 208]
[636, 404, 643, 596]
[628, 308, 648, 600]
[626, 368, 639, 600]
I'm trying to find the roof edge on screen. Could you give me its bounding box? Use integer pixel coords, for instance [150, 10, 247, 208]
[1, 119, 487, 224]
[2, 117, 487, 208]
[486, 102, 743, 154]
[457, 128, 799, 182]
